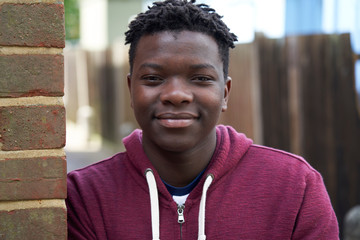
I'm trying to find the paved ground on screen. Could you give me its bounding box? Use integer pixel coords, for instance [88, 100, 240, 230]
[65, 121, 122, 173]
[66, 147, 117, 173]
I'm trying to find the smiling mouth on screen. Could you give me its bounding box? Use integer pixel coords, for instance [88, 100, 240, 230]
[155, 113, 198, 128]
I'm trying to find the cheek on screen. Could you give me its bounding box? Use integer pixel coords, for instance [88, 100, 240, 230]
[131, 87, 156, 113]
[132, 87, 147, 105]
[199, 90, 224, 113]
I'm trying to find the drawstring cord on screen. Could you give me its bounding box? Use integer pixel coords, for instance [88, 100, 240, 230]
[198, 174, 214, 240]
[145, 169, 160, 240]
[145, 169, 214, 240]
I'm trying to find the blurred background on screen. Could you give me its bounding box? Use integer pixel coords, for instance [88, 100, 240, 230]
[64, 0, 360, 237]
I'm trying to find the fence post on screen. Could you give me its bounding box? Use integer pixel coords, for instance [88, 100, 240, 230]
[0, 1, 66, 239]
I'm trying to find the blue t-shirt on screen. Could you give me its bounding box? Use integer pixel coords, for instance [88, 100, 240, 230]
[162, 168, 206, 196]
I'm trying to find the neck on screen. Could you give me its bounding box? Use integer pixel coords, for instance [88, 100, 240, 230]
[142, 130, 217, 187]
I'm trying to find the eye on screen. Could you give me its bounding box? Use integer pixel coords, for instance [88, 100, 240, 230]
[192, 75, 214, 83]
[141, 75, 164, 86]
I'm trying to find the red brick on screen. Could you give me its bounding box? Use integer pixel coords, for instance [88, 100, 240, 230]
[0, 106, 66, 151]
[0, 157, 66, 200]
[0, 207, 66, 240]
[0, 54, 64, 97]
[0, 3, 65, 48]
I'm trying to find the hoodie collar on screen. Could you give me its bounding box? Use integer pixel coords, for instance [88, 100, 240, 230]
[123, 125, 253, 199]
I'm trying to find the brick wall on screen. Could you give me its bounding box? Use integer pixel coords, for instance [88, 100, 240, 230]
[0, 1, 66, 239]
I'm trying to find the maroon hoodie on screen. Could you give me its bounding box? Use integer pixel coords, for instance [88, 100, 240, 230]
[66, 125, 339, 239]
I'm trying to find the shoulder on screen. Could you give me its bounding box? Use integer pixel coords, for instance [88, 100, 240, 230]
[247, 144, 317, 174]
[239, 144, 324, 189]
[244, 145, 339, 237]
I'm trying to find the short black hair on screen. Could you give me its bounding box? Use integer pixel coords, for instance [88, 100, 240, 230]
[125, 0, 238, 79]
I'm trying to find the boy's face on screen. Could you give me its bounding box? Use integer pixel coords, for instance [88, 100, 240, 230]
[128, 31, 231, 152]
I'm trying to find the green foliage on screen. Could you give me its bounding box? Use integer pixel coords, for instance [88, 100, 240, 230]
[64, 0, 80, 40]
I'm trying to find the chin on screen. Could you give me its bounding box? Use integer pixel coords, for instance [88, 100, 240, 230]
[155, 138, 197, 153]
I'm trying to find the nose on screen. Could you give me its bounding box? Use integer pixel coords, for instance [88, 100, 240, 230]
[160, 78, 193, 106]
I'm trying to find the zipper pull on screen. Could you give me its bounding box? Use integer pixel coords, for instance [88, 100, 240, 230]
[177, 204, 185, 224]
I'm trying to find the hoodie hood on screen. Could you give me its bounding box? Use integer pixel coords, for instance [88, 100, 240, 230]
[122, 125, 253, 200]
[123, 125, 252, 239]
[204, 125, 253, 184]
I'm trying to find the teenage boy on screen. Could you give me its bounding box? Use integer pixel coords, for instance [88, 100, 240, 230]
[66, 0, 339, 239]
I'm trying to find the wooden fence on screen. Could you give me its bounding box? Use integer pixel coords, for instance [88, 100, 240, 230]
[254, 33, 360, 234]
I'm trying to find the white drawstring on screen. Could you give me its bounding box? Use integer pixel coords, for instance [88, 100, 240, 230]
[198, 174, 214, 240]
[145, 169, 160, 240]
[145, 169, 213, 240]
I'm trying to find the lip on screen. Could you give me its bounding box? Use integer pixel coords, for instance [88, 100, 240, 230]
[155, 112, 198, 128]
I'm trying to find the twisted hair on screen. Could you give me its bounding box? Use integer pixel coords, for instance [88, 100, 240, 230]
[125, 0, 237, 78]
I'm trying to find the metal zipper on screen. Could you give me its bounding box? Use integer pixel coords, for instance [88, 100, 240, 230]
[177, 204, 185, 240]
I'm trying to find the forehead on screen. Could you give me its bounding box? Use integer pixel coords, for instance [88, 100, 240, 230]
[133, 31, 222, 68]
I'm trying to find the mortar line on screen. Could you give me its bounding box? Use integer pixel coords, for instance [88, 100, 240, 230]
[0, 46, 63, 55]
[0, 96, 64, 107]
[0, 199, 66, 211]
[0, 0, 63, 5]
[0, 149, 65, 160]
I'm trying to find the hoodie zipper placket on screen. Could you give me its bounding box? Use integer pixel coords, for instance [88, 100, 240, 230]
[177, 204, 185, 240]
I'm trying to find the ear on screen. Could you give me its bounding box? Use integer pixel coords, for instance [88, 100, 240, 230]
[222, 76, 232, 112]
[127, 73, 134, 109]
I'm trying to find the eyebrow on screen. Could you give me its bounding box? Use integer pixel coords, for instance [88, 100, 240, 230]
[189, 63, 216, 70]
[139, 63, 163, 70]
[139, 63, 216, 71]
